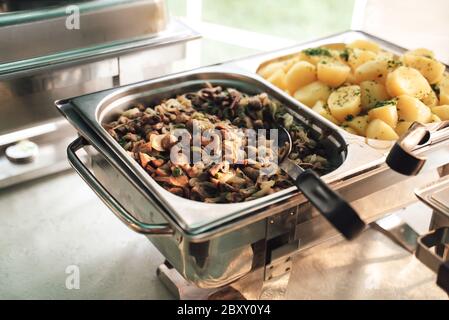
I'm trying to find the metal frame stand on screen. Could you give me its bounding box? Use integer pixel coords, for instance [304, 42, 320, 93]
[157, 259, 293, 300]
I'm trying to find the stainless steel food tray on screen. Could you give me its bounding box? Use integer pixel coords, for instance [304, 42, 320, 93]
[232, 30, 449, 149]
[57, 67, 369, 234]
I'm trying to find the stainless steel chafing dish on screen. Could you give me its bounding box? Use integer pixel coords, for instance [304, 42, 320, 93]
[0, 0, 199, 189]
[57, 31, 449, 299]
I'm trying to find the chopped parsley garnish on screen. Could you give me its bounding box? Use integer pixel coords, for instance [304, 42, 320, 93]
[373, 98, 397, 108]
[387, 60, 402, 69]
[303, 47, 332, 57]
[431, 83, 440, 96]
[172, 167, 183, 177]
[345, 115, 354, 121]
[118, 137, 127, 146]
[340, 49, 350, 62]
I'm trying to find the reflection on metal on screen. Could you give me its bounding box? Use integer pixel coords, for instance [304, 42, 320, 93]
[157, 261, 216, 300]
[415, 167, 449, 294]
[0, 0, 169, 64]
[372, 215, 419, 253]
[0, 1, 198, 188]
[416, 227, 449, 294]
[0, 120, 79, 189]
[5, 140, 39, 164]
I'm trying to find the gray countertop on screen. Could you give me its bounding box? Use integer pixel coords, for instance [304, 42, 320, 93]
[0, 170, 446, 299]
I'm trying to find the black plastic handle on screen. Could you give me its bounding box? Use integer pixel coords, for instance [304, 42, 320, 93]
[386, 122, 430, 176]
[437, 260, 449, 295]
[295, 169, 366, 240]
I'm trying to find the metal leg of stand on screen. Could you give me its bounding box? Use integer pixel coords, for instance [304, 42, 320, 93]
[157, 259, 292, 300]
[156, 261, 217, 300]
[371, 214, 420, 253]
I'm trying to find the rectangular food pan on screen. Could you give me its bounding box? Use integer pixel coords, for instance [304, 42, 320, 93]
[233, 30, 449, 156]
[57, 67, 364, 235]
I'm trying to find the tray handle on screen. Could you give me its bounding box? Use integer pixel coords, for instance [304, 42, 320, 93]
[386, 122, 429, 176]
[386, 121, 449, 176]
[416, 227, 449, 295]
[68, 136, 174, 236]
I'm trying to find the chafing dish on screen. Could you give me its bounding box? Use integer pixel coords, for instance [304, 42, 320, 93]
[0, 0, 199, 189]
[57, 31, 449, 299]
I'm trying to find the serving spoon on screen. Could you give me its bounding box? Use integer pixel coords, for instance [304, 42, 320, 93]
[275, 126, 366, 240]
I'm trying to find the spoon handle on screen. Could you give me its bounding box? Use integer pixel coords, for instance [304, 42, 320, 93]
[294, 169, 366, 240]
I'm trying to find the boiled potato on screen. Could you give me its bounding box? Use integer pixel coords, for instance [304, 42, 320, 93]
[395, 121, 414, 137]
[368, 103, 398, 128]
[299, 48, 334, 66]
[344, 115, 369, 135]
[285, 61, 317, 93]
[366, 119, 399, 140]
[269, 42, 446, 141]
[431, 105, 449, 120]
[258, 61, 283, 79]
[280, 57, 301, 72]
[431, 114, 442, 122]
[439, 74, 449, 105]
[421, 90, 439, 107]
[386, 66, 432, 98]
[355, 59, 389, 83]
[323, 43, 346, 51]
[348, 39, 380, 53]
[360, 81, 390, 109]
[293, 81, 331, 107]
[406, 48, 435, 59]
[402, 54, 445, 84]
[347, 48, 377, 70]
[376, 50, 395, 62]
[346, 72, 357, 84]
[267, 69, 288, 90]
[327, 85, 362, 122]
[317, 61, 350, 87]
[312, 100, 339, 124]
[343, 126, 358, 135]
[397, 95, 432, 123]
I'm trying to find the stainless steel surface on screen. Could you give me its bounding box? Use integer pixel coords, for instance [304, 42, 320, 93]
[0, 0, 90, 12]
[416, 174, 449, 227]
[68, 136, 174, 235]
[0, 15, 198, 188]
[0, 120, 78, 189]
[0, 0, 168, 64]
[0, 58, 119, 137]
[431, 187, 449, 214]
[414, 171, 449, 293]
[5, 140, 39, 164]
[416, 227, 449, 274]
[372, 215, 420, 253]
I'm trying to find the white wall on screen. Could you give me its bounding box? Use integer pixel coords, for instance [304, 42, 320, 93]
[353, 0, 449, 63]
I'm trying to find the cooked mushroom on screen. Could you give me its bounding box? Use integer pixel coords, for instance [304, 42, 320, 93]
[105, 84, 332, 203]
